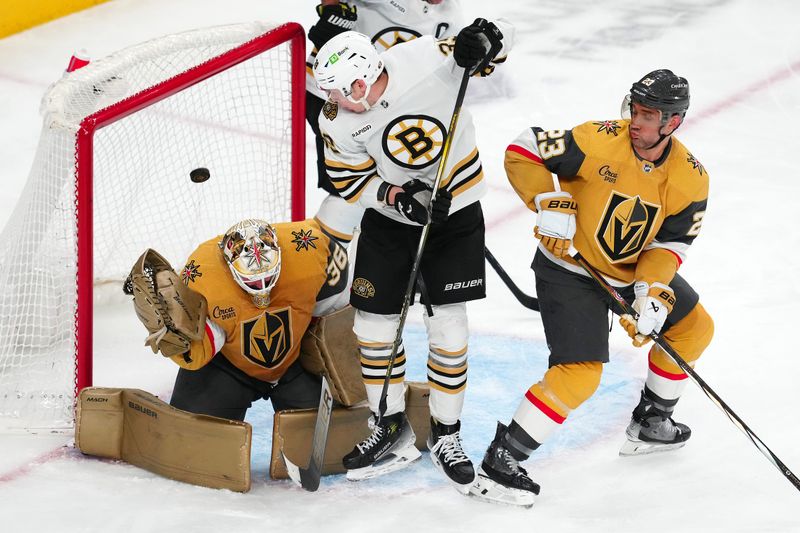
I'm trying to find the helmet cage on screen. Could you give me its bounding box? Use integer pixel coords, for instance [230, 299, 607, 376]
[219, 219, 281, 296]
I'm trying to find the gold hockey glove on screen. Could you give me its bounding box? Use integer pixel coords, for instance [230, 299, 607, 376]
[124, 249, 208, 357]
[619, 281, 675, 347]
[533, 191, 577, 258]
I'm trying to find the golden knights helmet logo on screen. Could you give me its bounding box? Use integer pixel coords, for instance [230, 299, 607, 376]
[382, 114, 445, 169]
[241, 308, 292, 368]
[596, 192, 660, 262]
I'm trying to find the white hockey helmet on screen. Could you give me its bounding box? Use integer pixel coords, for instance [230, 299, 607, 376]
[313, 31, 384, 103]
[219, 219, 281, 295]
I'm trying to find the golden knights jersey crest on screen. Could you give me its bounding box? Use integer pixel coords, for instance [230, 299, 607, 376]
[597, 192, 660, 262]
[241, 308, 292, 369]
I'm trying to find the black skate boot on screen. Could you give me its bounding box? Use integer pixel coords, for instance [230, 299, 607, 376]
[343, 411, 420, 481]
[469, 422, 540, 507]
[427, 418, 475, 493]
[620, 389, 691, 456]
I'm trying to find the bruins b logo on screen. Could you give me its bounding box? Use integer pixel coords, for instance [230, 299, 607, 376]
[596, 192, 659, 262]
[372, 27, 422, 51]
[382, 115, 445, 169]
[241, 308, 292, 368]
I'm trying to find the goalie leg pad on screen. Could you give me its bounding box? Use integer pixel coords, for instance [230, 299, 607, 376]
[76, 387, 252, 492]
[271, 382, 432, 479]
[299, 305, 365, 407]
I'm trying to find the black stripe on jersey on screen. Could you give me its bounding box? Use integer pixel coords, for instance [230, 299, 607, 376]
[325, 160, 377, 174]
[428, 376, 467, 391]
[655, 199, 707, 245]
[532, 127, 585, 177]
[444, 150, 480, 190]
[363, 370, 405, 380]
[447, 165, 482, 194]
[426, 363, 467, 379]
[341, 173, 377, 202]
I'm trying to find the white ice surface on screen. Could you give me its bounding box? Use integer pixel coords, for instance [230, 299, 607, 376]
[1, 1, 799, 532]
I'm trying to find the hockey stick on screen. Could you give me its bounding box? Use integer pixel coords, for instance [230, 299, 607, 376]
[484, 246, 539, 311]
[377, 67, 472, 421]
[569, 246, 800, 492]
[283, 376, 333, 491]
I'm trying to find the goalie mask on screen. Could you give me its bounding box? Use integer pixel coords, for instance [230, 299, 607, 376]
[313, 30, 384, 109]
[219, 219, 281, 296]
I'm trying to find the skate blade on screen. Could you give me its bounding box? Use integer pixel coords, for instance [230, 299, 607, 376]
[346, 445, 422, 481]
[428, 451, 474, 495]
[619, 437, 687, 457]
[467, 470, 536, 508]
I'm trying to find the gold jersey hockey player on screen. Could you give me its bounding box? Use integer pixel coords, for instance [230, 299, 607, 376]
[470, 69, 715, 507]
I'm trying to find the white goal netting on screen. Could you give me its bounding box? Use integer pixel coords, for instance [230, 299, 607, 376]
[0, 22, 304, 430]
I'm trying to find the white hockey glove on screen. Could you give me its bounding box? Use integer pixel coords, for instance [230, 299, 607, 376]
[534, 191, 577, 258]
[619, 282, 675, 347]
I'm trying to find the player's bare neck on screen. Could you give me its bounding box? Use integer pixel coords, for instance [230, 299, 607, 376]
[368, 70, 389, 105]
[633, 136, 670, 163]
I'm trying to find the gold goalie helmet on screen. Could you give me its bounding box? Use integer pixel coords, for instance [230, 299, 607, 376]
[219, 219, 281, 295]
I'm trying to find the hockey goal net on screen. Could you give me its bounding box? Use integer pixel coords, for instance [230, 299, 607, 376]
[0, 22, 305, 430]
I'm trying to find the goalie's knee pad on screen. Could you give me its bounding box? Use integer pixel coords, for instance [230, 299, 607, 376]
[513, 361, 603, 444]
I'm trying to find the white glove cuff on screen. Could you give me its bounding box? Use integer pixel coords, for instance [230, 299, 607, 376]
[534, 191, 576, 239]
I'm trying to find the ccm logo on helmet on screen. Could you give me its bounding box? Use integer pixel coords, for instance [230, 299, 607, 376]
[444, 279, 483, 291]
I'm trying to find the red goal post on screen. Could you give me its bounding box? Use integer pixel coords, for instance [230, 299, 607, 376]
[0, 22, 306, 430]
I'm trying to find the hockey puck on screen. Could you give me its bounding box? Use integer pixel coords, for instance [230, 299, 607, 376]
[189, 167, 210, 183]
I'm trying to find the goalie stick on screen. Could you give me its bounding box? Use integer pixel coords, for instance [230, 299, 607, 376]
[484, 246, 539, 311]
[569, 245, 800, 493]
[284, 377, 333, 492]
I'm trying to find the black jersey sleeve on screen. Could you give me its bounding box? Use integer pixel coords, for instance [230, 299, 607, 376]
[530, 127, 586, 177]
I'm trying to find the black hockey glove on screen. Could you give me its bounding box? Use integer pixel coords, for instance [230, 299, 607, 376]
[453, 18, 503, 72]
[391, 180, 452, 225]
[308, 2, 358, 50]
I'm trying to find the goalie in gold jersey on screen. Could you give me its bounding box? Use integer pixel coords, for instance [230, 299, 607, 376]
[129, 218, 351, 421]
[469, 70, 715, 506]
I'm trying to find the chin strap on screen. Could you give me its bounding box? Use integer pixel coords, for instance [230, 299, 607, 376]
[347, 84, 373, 110]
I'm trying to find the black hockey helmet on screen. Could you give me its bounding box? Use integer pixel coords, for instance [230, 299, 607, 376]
[629, 69, 690, 121]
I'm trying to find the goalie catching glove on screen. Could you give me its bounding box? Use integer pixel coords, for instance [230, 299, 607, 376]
[124, 248, 208, 357]
[534, 191, 577, 258]
[619, 282, 675, 347]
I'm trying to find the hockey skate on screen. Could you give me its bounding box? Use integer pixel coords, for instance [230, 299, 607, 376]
[468, 422, 540, 508]
[620, 390, 692, 457]
[343, 411, 421, 481]
[427, 418, 475, 493]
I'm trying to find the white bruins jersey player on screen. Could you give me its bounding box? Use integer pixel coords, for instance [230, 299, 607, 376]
[306, 0, 465, 99]
[311, 25, 513, 493]
[318, 29, 512, 223]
